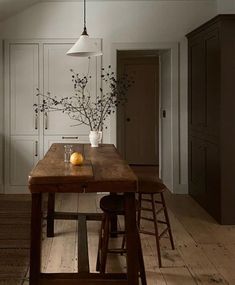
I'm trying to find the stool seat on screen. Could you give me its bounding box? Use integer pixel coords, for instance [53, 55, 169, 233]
[131, 165, 165, 193]
[100, 195, 139, 214]
[100, 195, 125, 215]
[97, 194, 147, 285]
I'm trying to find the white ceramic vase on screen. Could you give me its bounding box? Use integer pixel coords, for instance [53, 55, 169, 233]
[89, 131, 102, 147]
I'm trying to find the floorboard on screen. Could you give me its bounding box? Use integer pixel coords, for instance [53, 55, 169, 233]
[0, 192, 235, 284]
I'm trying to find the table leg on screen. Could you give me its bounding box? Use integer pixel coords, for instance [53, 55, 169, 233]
[124, 192, 139, 285]
[110, 193, 118, 237]
[30, 193, 42, 285]
[47, 193, 55, 237]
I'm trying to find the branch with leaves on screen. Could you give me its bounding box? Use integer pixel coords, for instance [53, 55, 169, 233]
[34, 66, 133, 131]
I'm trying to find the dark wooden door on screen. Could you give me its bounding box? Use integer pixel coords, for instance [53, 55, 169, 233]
[117, 52, 159, 165]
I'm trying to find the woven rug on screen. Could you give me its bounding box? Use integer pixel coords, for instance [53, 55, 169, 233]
[0, 195, 31, 285]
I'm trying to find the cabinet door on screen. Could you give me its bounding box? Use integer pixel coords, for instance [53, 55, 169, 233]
[205, 141, 220, 221]
[189, 36, 206, 130]
[189, 135, 220, 218]
[43, 135, 89, 154]
[189, 136, 207, 207]
[9, 136, 39, 189]
[43, 43, 101, 135]
[205, 30, 220, 136]
[9, 44, 39, 135]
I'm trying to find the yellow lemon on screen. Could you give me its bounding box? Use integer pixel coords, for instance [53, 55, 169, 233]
[70, 152, 84, 166]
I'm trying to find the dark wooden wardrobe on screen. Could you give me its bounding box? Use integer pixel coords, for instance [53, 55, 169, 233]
[187, 15, 235, 224]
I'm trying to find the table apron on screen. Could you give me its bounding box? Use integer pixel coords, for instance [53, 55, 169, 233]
[29, 181, 137, 194]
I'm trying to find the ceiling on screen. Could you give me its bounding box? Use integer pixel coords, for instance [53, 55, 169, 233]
[0, 0, 38, 22]
[0, 0, 216, 23]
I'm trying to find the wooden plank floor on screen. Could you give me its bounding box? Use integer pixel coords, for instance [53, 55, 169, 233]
[0, 194, 31, 285]
[0, 192, 235, 284]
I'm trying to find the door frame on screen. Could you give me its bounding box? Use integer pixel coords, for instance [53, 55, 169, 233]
[110, 42, 181, 193]
[0, 40, 3, 194]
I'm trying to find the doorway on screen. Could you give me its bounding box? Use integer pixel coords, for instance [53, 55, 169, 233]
[117, 50, 159, 166]
[112, 42, 180, 193]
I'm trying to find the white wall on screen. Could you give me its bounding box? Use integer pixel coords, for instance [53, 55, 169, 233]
[160, 49, 172, 190]
[217, 0, 235, 13]
[179, 38, 188, 189]
[0, 1, 217, 193]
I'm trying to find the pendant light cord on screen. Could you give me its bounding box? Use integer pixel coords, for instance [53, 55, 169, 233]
[82, 0, 88, 35]
[84, 0, 86, 29]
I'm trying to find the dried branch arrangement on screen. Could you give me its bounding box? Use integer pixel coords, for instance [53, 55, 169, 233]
[34, 66, 133, 131]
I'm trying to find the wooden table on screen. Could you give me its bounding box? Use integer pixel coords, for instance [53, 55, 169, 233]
[28, 143, 143, 285]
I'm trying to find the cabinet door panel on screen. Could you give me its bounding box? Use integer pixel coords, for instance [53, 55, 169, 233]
[43, 43, 101, 135]
[205, 31, 220, 136]
[10, 44, 39, 135]
[205, 141, 220, 220]
[189, 136, 206, 206]
[10, 136, 39, 186]
[189, 39, 206, 128]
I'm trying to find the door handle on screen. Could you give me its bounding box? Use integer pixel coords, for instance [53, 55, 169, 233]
[44, 112, 48, 130]
[34, 113, 38, 130]
[126, 118, 131, 122]
[62, 136, 78, 140]
[35, 141, 38, 157]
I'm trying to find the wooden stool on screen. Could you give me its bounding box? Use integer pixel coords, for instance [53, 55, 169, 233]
[131, 165, 175, 268]
[96, 194, 147, 285]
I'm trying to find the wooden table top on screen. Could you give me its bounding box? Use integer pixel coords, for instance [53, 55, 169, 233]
[28, 144, 137, 193]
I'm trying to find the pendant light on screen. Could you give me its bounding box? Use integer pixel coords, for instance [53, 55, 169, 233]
[67, 0, 102, 57]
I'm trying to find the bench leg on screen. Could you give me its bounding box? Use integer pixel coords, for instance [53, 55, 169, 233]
[47, 193, 55, 237]
[30, 193, 42, 285]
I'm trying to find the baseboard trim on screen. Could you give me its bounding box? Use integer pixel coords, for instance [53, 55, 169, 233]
[173, 183, 188, 194]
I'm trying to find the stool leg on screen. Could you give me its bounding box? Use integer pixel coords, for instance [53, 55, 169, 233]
[100, 214, 110, 274]
[137, 193, 142, 228]
[136, 230, 147, 285]
[161, 192, 175, 250]
[151, 193, 162, 267]
[121, 235, 126, 253]
[96, 215, 105, 272]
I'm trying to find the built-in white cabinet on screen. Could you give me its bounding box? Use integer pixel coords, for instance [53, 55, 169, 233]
[10, 136, 39, 186]
[43, 43, 92, 136]
[5, 43, 40, 192]
[10, 44, 39, 135]
[4, 39, 102, 193]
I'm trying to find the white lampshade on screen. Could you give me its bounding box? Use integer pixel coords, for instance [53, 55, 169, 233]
[67, 34, 102, 57]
